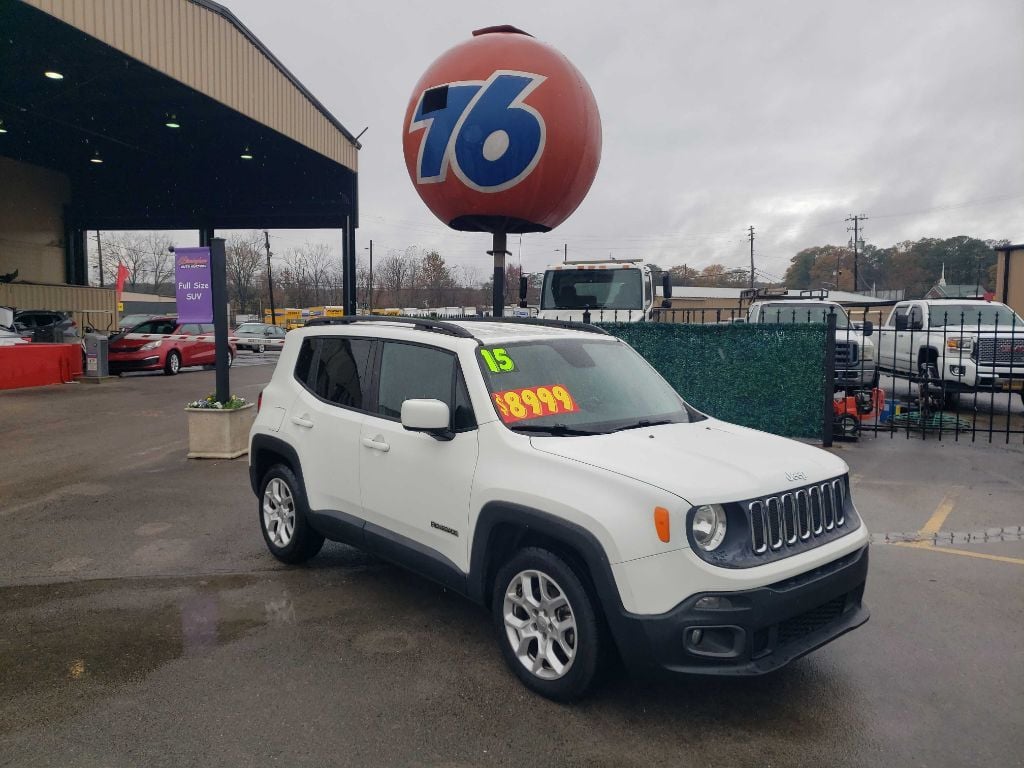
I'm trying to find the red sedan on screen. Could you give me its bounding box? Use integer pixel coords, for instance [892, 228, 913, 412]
[109, 317, 236, 375]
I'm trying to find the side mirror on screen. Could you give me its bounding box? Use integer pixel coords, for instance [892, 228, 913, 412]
[661, 273, 673, 299]
[518, 275, 528, 307]
[401, 399, 452, 440]
[862, 320, 874, 337]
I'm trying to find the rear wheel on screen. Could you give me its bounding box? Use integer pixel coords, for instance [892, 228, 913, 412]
[492, 547, 602, 701]
[258, 464, 324, 564]
[164, 350, 181, 376]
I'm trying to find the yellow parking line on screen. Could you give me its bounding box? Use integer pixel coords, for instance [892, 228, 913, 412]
[919, 489, 961, 536]
[892, 541, 1024, 566]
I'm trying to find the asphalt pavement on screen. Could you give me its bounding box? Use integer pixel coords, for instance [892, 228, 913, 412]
[1, 355, 1022, 767]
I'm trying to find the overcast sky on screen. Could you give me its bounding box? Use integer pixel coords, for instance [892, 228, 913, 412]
[229, 0, 1024, 282]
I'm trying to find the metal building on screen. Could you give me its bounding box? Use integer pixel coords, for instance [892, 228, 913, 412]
[0, 0, 360, 317]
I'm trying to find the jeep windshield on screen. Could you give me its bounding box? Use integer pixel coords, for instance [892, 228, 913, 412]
[477, 337, 702, 435]
[759, 303, 850, 328]
[541, 268, 643, 311]
[926, 304, 1024, 328]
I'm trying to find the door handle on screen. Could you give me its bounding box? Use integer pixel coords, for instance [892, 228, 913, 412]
[361, 436, 390, 453]
[291, 415, 314, 429]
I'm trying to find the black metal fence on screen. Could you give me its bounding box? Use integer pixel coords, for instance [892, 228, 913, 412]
[645, 304, 1024, 445]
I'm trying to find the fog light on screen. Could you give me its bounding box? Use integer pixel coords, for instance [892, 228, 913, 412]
[950, 365, 965, 376]
[695, 595, 733, 610]
[690, 629, 703, 645]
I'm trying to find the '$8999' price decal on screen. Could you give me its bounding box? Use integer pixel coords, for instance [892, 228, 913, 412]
[492, 385, 579, 423]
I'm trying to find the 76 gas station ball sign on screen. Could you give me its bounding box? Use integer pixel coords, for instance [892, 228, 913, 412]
[403, 27, 602, 234]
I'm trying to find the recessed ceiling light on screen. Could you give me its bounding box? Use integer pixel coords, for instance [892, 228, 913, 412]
[0, 120, 7, 134]
[44, 70, 64, 80]
[165, 114, 180, 129]
[240, 147, 253, 160]
[90, 150, 103, 164]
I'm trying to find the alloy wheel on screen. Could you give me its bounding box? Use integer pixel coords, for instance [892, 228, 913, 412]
[262, 478, 296, 547]
[502, 569, 578, 680]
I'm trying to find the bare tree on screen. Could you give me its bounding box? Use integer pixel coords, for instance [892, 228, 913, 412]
[144, 232, 174, 295]
[226, 232, 265, 313]
[376, 249, 411, 307]
[296, 242, 335, 305]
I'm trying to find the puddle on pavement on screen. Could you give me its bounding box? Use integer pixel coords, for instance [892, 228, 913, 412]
[0, 573, 287, 735]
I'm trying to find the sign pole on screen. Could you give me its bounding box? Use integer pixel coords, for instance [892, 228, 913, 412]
[210, 237, 230, 404]
[489, 231, 508, 317]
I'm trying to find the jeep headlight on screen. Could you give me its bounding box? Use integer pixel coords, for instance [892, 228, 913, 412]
[140, 340, 162, 351]
[692, 504, 727, 551]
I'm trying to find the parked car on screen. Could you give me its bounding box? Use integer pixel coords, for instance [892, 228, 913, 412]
[0, 326, 31, 346]
[876, 299, 1024, 405]
[746, 297, 878, 391]
[109, 317, 236, 375]
[232, 322, 287, 352]
[249, 317, 870, 701]
[118, 313, 160, 330]
[13, 309, 80, 342]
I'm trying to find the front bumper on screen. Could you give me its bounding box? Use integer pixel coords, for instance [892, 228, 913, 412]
[609, 544, 869, 676]
[109, 355, 161, 372]
[835, 363, 877, 388]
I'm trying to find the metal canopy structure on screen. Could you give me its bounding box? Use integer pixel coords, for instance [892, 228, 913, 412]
[0, 0, 359, 309]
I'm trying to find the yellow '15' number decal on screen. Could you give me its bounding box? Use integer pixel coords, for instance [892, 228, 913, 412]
[492, 385, 578, 423]
[480, 347, 515, 373]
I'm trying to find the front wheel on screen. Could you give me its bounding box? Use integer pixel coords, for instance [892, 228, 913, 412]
[164, 350, 181, 376]
[492, 547, 602, 701]
[259, 464, 324, 564]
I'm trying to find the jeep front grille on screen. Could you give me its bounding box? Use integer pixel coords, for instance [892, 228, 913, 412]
[749, 478, 847, 557]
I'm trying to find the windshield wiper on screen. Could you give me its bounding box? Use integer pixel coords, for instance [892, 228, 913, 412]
[609, 419, 676, 433]
[511, 423, 601, 436]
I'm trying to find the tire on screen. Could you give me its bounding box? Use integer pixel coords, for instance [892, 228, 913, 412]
[839, 415, 860, 437]
[164, 350, 181, 376]
[492, 547, 602, 702]
[258, 464, 324, 564]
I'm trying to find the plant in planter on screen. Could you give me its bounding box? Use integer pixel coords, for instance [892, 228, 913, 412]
[184, 393, 255, 459]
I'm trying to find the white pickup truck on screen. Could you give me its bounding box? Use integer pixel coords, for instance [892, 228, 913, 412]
[526, 260, 672, 323]
[876, 299, 1024, 403]
[746, 298, 878, 391]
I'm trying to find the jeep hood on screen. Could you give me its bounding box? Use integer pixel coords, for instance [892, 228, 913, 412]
[529, 419, 846, 505]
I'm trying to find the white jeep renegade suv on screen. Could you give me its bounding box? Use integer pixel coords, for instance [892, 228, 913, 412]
[249, 316, 870, 700]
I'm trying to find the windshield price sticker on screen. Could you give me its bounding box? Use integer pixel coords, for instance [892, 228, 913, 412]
[480, 347, 516, 373]
[492, 385, 579, 423]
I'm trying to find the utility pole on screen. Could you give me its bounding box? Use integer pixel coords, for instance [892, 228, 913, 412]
[93, 231, 105, 287]
[748, 225, 755, 289]
[365, 239, 373, 312]
[846, 214, 868, 292]
[263, 230, 277, 326]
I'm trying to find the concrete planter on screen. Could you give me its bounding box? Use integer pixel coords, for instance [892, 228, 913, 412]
[185, 402, 256, 459]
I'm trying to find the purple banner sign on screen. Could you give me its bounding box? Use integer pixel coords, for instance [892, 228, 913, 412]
[174, 247, 213, 324]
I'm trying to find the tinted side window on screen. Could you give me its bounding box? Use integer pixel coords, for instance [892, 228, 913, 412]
[377, 343, 455, 420]
[294, 339, 317, 387]
[200, 324, 215, 334]
[180, 324, 201, 336]
[312, 338, 373, 409]
[453, 375, 476, 431]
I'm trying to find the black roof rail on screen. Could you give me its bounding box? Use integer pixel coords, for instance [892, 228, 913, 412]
[797, 289, 830, 300]
[304, 315, 476, 339]
[460, 317, 610, 336]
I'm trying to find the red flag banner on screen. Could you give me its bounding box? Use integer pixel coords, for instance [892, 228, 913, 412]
[115, 263, 129, 296]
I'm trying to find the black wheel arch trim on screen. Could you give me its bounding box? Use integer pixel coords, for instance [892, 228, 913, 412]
[249, 434, 306, 497]
[468, 501, 650, 661]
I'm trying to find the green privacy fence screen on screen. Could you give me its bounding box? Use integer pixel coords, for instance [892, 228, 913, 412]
[601, 323, 828, 439]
